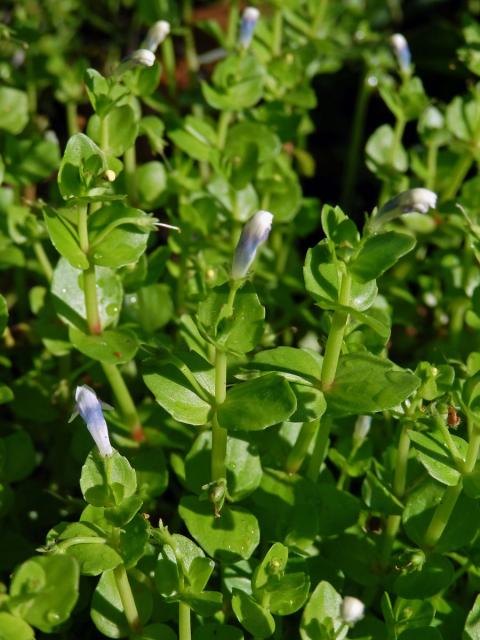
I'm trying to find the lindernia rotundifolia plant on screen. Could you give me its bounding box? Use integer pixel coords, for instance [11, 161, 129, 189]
[5, 2, 480, 639]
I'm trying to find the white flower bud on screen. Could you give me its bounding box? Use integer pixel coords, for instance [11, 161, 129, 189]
[104, 169, 116, 182]
[142, 20, 170, 52]
[239, 6, 260, 49]
[115, 48, 156, 76]
[341, 596, 365, 625]
[231, 210, 273, 280]
[390, 33, 411, 73]
[371, 188, 437, 230]
[353, 415, 371, 443]
[74, 385, 113, 457]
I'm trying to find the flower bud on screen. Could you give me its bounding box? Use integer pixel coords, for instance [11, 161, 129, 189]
[74, 385, 113, 457]
[239, 6, 260, 49]
[371, 188, 437, 230]
[390, 33, 411, 74]
[231, 210, 273, 280]
[115, 48, 156, 76]
[353, 415, 371, 444]
[341, 596, 365, 625]
[142, 20, 170, 52]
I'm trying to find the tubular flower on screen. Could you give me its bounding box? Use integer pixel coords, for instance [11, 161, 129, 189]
[115, 48, 156, 76]
[239, 7, 260, 49]
[371, 188, 437, 230]
[390, 33, 411, 74]
[74, 385, 113, 458]
[142, 20, 170, 52]
[231, 210, 273, 280]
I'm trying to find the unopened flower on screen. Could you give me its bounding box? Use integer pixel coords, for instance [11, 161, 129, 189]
[142, 20, 170, 52]
[72, 385, 113, 457]
[341, 596, 365, 625]
[231, 210, 273, 280]
[115, 48, 156, 75]
[353, 415, 371, 444]
[390, 33, 411, 74]
[239, 6, 260, 49]
[371, 188, 437, 230]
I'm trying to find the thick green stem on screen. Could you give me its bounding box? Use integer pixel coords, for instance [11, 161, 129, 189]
[341, 75, 372, 210]
[424, 428, 480, 548]
[211, 349, 228, 482]
[312, 0, 329, 35]
[321, 271, 352, 389]
[286, 420, 319, 475]
[100, 115, 109, 153]
[179, 602, 191, 640]
[33, 241, 53, 282]
[101, 363, 144, 441]
[83, 265, 102, 334]
[66, 101, 79, 136]
[306, 418, 331, 483]
[272, 9, 283, 56]
[183, 0, 198, 75]
[123, 145, 137, 206]
[217, 111, 233, 150]
[162, 37, 177, 97]
[425, 142, 438, 191]
[442, 155, 473, 201]
[381, 423, 411, 566]
[113, 565, 141, 633]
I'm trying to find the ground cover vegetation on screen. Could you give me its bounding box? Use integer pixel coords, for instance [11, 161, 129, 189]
[1, 0, 480, 638]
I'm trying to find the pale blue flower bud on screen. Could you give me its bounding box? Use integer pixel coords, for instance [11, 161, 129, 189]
[341, 596, 365, 625]
[74, 385, 113, 457]
[239, 7, 260, 50]
[142, 21, 170, 53]
[390, 33, 411, 74]
[232, 210, 273, 280]
[371, 188, 437, 230]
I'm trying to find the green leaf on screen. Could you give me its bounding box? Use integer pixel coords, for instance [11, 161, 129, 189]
[88, 105, 139, 157]
[179, 591, 223, 616]
[135, 623, 177, 640]
[399, 629, 443, 640]
[393, 554, 454, 598]
[0, 431, 36, 483]
[362, 471, 404, 516]
[300, 581, 343, 640]
[0, 87, 28, 134]
[143, 352, 213, 426]
[118, 515, 149, 568]
[179, 496, 260, 563]
[155, 545, 180, 597]
[124, 284, 173, 333]
[304, 240, 377, 311]
[325, 353, 420, 416]
[43, 206, 88, 270]
[366, 124, 408, 177]
[57, 133, 107, 199]
[54, 522, 122, 575]
[0, 612, 34, 639]
[91, 569, 152, 637]
[231, 589, 275, 639]
[10, 555, 79, 633]
[321, 204, 359, 245]
[316, 484, 362, 536]
[253, 543, 289, 594]
[139, 116, 165, 155]
[250, 346, 322, 384]
[349, 231, 416, 283]
[80, 449, 137, 507]
[0, 292, 9, 335]
[51, 258, 123, 331]
[464, 594, 480, 640]
[169, 116, 218, 162]
[88, 203, 151, 268]
[69, 326, 139, 365]
[408, 430, 467, 486]
[136, 161, 167, 209]
[198, 282, 265, 355]
[218, 374, 297, 431]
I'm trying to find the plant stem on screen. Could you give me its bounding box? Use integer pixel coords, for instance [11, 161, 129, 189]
[226, 0, 240, 49]
[424, 427, 480, 548]
[425, 142, 438, 191]
[442, 155, 473, 201]
[380, 423, 411, 566]
[379, 115, 406, 205]
[183, 0, 199, 75]
[100, 115, 109, 153]
[123, 145, 138, 206]
[272, 9, 283, 56]
[341, 74, 372, 210]
[211, 348, 227, 482]
[286, 419, 319, 474]
[66, 101, 79, 136]
[113, 565, 141, 633]
[162, 37, 177, 97]
[312, 0, 329, 36]
[101, 363, 144, 442]
[321, 271, 352, 389]
[217, 111, 233, 150]
[179, 601, 191, 640]
[78, 206, 102, 334]
[307, 417, 331, 482]
[33, 241, 53, 282]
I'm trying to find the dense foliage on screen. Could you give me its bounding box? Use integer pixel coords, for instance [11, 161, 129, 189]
[2, 1, 480, 638]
